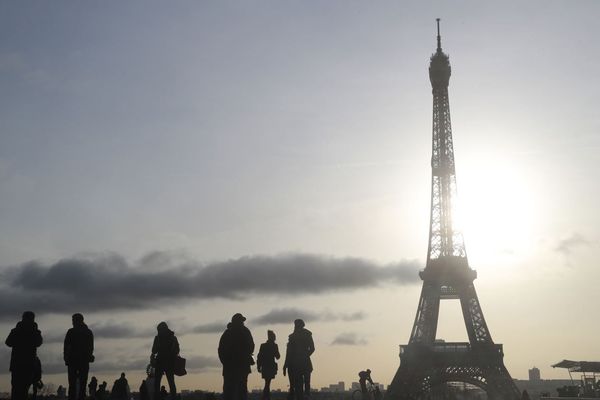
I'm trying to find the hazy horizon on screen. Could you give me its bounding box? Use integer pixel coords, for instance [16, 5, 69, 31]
[1, 0, 599, 394]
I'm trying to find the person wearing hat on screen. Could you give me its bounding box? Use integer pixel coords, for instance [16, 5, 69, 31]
[286, 319, 314, 400]
[218, 313, 255, 400]
[64, 313, 94, 400]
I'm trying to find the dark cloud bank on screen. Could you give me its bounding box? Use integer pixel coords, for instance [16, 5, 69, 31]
[0, 252, 420, 319]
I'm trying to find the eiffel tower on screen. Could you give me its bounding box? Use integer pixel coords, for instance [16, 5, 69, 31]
[385, 20, 521, 400]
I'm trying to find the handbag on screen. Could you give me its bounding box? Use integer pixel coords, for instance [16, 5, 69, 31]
[174, 355, 187, 376]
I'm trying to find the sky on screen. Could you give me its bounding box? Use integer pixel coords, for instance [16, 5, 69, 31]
[0, 0, 599, 393]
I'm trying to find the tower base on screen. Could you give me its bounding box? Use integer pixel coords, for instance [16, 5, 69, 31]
[385, 342, 520, 400]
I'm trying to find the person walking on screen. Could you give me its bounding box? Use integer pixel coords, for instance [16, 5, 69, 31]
[64, 313, 94, 400]
[218, 313, 255, 400]
[5, 311, 43, 400]
[286, 319, 314, 400]
[257, 331, 280, 400]
[151, 322, 179, 400]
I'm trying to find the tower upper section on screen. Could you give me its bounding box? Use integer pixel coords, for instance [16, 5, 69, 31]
[429, 19, 451, 90]
[426, 18, 467, 263]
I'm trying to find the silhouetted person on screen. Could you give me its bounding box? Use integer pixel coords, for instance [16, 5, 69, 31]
[151, 322, 180, 400]
[5, 311, 43, 400]
[359, 369, 373, 398]
[58, 385, 67, 399]
[257, 331, 280, 400]
[31, 356, 43, 400]
[139, 380, 149, 400]
[89, 377, 98, 400]
[282, 343, 295, 400]
[97, 382, 107, 400]
[286, 319, 314, 400]
[65, 313, 95, 400]
[160, 386, 168, 400]
[111, 373, 129, 400]
[218, 313, 255, 400]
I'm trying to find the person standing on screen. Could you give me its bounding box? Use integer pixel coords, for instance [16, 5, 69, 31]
[257, 331, 280, 400]
[5, 311, 43, 400]
[97, 381, 107, 400]
[64, 313, 94, 400]
[111, 373, 129, 400]
[218, 313, 255, 400]
[151, 322, 179, 400]
[89, 376, 98, 400]
[286, 319, 314, 400]
[282, 342, 295, 400]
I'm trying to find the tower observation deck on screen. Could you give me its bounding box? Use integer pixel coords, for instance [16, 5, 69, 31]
[384, 20, 521, 400]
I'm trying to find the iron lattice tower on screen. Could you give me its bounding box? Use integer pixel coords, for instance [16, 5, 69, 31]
[385, 20, 520, 400]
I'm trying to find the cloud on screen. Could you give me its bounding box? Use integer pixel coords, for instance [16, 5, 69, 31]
[253, 308, 320, 325]
[253, 308, 367, 325]
[45, 321, 155, 343]
[191, 321, 228, 334]
[186, 355, 220, 372]
[0, 252, 420, 319]
[330, 332, 367, 346]
[554, 233, 591, 255]
[187, 308, 366, 335]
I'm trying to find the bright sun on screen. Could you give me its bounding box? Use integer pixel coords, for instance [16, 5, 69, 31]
[455, 157, 538, 269]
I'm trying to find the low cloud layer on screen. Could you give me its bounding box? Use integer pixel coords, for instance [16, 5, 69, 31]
[0, 252, 419, 319]
[190, 308, 367, 335]
[45, 321, 155, 343]
[331, 332, 368, 346]
[555, 233, 591, 255]
[253, 308, 366, 325]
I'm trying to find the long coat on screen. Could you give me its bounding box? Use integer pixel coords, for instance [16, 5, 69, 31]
[64, 323, 94, 366]
[218, 323, 255, 376]
[286, 328, 314, 374]
[257, 341, 280, 379]
[152, 329, 180, 371]
[5, 321, 43, 372]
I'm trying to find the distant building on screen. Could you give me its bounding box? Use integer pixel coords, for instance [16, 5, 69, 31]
[351, 382, 360, 391]
[321, 382, 346, 392]
[529, 367, 541, 382]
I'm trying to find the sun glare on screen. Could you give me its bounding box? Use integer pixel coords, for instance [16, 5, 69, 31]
[455, 158, 537, 268]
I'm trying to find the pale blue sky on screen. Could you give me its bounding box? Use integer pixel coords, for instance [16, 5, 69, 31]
[0, 0, 599, 392]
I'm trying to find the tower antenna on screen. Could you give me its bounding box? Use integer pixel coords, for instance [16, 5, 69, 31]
[385, 19, 521, 400]
[436, 18, 442, 51]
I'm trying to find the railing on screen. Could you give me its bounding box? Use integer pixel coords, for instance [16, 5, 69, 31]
[399, 342, 504, 356]
[432, 342, 470, 352]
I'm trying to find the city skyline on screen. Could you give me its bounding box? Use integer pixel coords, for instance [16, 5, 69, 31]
[0, 0, 599, 394]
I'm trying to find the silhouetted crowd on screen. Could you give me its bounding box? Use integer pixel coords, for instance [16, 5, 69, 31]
[5, 311, 315, 400]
